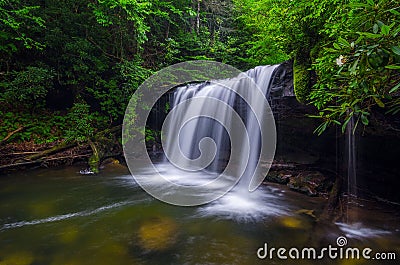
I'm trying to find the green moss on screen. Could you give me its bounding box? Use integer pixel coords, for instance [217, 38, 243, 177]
[88, 140, 100, 174]
[88, 154, 100, 174]
[293, 56, 311, 103]
[309, 44, 321, 62]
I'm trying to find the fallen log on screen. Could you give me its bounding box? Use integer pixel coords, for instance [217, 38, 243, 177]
[23, 141, 77, 161]
[0, 160, 42, 170]
[0, 125, 123, 173]
[0, 154, 91, 171]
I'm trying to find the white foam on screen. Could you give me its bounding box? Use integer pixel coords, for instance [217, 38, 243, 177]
[197, 187, 289, 222]
[336, 222, 391, 239]
[0, 199, 146, 231]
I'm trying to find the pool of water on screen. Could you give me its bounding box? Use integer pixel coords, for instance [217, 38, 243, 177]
[0, 164, 399, 265]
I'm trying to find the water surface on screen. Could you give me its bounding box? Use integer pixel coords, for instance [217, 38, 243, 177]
[1, 165, 399, 265]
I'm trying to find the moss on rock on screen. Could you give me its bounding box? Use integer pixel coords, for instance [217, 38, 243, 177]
[293, 56, 311, 103]
[88, 143, 100, 174]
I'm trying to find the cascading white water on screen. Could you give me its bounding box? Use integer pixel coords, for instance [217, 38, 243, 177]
[164, 65, 278, 189]
[159, 65, 289, 220]
[346, 117, 357, 197]
[123, 61, 288, 218]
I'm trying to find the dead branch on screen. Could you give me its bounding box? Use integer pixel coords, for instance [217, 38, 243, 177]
[0, 126, 24, 146]
[23, 141, 77, 161]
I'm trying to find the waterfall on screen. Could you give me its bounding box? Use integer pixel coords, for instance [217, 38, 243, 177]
[346, 116, 357, 197]
[123, 61, 281, 207]
[163, 65, 279, 191]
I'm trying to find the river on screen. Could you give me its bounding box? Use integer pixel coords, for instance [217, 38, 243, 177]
[0, 164, 399, 265]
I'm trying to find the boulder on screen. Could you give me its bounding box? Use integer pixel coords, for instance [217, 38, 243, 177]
[265, 171, 292, 184]
[287, 171, 329, 196]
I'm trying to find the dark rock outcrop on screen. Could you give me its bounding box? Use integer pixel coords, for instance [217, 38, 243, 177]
[266, 169, 333, 197]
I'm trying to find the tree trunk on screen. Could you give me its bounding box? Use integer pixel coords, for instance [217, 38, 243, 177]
[88, 125, 123, 173]
[88, 139, 101, 174]
[196, 0, 201, 34]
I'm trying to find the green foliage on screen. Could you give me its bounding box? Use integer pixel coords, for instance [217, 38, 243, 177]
[88, 0, 152, 51]
[0, 0, 242, 146]
[0, 66, 54, 111]
[85, 60, 152, 122]
[232, 0, 341, 65]
[0, 110, 65, 143]
[145, 128, 160, 144]
[64, 102, 106, 143]
[232, 0, 290, 67]
[0, 0, 45, 53]
[309, 0, 400, 134]
[236, 0, 400, 134]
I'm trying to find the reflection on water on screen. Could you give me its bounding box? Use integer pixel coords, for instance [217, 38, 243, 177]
[0, 165, 399, 265]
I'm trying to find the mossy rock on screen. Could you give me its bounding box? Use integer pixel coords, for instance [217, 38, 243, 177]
[293, 57, 311, 103]
[88, 154, 100, 174]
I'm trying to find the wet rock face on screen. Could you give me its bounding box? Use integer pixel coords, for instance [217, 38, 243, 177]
[266, 170, 333, 197]
[269, 60, 294, 98]
[265, 171, 292, 184]
[287, 171, 330, 196]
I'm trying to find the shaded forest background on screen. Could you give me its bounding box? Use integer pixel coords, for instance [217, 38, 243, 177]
[0, 0, 399, 171]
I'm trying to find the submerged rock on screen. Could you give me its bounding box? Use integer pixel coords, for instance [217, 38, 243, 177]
[278, 216, 304, 229]
[138, 217, 178, 252]
[100, 158, 120, 168]
[59, 225, 79, 244]
[0, 252, 34, 265]
[296, 209, 316, 219]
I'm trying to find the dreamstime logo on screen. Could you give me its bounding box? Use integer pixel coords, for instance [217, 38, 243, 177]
[336, 236, 347, 247]
[122, 61, 276, 206]
[257, 236, 397, 260]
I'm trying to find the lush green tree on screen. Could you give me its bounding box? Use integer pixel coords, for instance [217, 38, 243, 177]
[0, 0, 239, 144]
[309, 0, 400, 134]
[0, 0, 45, 55]
[234, 0, 400, 133]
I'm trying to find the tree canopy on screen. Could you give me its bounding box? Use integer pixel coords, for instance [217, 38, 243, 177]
[235, 0, 400, 134]
[0, 0, 399, 144]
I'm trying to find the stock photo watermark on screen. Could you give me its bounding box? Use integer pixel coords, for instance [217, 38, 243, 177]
[257, 236, 397, 261]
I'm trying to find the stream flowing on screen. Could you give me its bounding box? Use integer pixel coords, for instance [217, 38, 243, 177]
[0, 166, 399, 265]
